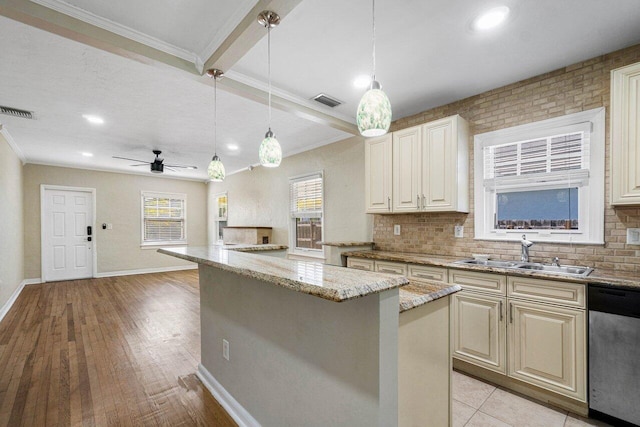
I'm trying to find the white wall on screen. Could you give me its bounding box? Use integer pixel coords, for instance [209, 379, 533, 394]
[23, 164, 208, 279]
[208, 135, 373, 252]
[0, 133, 25, 312]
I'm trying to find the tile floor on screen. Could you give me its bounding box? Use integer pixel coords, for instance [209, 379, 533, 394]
[452, 371, 612, 427]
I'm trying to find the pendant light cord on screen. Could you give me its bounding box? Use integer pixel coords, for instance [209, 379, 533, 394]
[372, 0, 376, 81]
[213, 75, 217, 155]
[268, 25, 272, 129]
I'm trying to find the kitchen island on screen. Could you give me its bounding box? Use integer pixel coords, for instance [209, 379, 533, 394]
[160, 246, 457, 427]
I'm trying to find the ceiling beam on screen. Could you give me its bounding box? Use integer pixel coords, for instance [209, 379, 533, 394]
[202, 0, 301, 73]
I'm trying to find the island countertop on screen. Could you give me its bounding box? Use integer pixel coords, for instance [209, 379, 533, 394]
[159, 246, 409, 302]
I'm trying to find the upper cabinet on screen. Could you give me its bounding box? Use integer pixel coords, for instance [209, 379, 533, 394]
[611, 62, 640, 205]
[365, 134, 393, 213]
[366, 114, 469, 214]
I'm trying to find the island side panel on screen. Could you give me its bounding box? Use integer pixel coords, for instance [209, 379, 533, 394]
[398, 296, 451, 427]
[198, 264, 399, 427]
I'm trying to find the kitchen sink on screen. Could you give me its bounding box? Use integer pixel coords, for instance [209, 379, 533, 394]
[453, 259, 593, 278]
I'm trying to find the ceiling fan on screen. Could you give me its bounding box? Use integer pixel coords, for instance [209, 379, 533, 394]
[113, 150, 197, 174]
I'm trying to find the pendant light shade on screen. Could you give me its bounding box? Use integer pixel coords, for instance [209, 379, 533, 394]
[208, 154, 226, 181]
[257, 10, 282, 168]
[259, 128, 282, 167]
[206, 68, 225, 182]
[357, 0, 391, 137]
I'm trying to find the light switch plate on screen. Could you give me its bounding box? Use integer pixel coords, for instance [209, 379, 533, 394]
[627, 228, 640, 245]
[394, 225, 401, 235]
[454, 225, 464, 238]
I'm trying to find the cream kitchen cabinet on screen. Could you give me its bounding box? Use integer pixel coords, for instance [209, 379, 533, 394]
[611, 61, 640, 205]
[365, 134, 393, 213]
[451, 292, 506, 374]
[366, 115, 469, 213]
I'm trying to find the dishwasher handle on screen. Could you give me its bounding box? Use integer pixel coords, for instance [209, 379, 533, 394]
[589, 284, 640, 318]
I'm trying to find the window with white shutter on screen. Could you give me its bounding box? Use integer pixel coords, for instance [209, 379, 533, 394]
[141, 192, 187, 246]
[289, 172, 323, 256]
[474, 108, 605, 244]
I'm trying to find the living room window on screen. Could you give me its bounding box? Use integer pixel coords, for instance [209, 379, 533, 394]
[289, 172, 324, 257]
[141, 191, 187, 246]
[474, 108, 605, 244]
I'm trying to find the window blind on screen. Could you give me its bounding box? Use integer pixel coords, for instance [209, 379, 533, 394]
[290, 173, 323, 218]
[483, 125, 590, 188]
[142, 194, 186, 242]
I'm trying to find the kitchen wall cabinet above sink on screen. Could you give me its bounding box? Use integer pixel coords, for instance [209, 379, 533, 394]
[365, 115, 469, 214]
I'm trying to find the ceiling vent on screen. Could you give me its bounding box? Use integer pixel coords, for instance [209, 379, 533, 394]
[312, 93, 343, 108]
[0, 106, 35, 120]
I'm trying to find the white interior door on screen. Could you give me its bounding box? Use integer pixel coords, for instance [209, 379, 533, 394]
[42, 186, 95, 281]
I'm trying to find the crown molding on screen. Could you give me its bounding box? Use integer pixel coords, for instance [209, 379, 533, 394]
[29, 0, 201, 67]
[0, 125, 27, 163]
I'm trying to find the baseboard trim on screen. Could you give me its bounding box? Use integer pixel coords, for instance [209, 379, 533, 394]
[23, 278, 42, 285]
[0, 279, 29, 323]
[196, 364, 261, 427]
[95, 265, 197, 278]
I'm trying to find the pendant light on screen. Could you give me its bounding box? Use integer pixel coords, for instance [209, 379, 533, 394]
[206, 68, 225, 181]
[257, 10, 282, 168]
[356, 0, 392, 137]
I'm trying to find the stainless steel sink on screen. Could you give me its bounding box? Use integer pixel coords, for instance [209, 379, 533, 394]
[454, 259, 593, 278]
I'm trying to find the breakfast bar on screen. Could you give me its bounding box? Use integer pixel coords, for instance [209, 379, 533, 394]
[159, 246, 458, 427]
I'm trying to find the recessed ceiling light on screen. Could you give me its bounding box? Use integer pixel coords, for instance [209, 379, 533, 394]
[81, 152, 93, 157]
[227, 144, 239, 151]
[354, 75, 372, 89]
[473, 6, 510, 31]
[82, 114, 104, 125]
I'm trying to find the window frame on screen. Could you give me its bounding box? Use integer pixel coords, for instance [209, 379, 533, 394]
[473, 108, 605, 244]
[288, 171, 325, 259]
[140, 191, 188, 247]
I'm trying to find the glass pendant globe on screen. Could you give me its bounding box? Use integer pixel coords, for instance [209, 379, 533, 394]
[356, 81, 392, 137]
[207, 155, 225, 182]
[259, 130, 282, 168]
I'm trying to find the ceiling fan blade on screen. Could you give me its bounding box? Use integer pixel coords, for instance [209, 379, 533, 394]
[165, 164, 198, 170]
[165, 167, 178, 172]
[129, 163, 150, 167]
[113, 156, 150, 163]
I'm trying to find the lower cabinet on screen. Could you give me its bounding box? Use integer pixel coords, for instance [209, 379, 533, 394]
[451, 292, 506, 374]
[508, 299, 586, 400]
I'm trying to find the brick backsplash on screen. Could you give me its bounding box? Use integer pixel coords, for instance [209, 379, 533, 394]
[373, 44, 640, 273]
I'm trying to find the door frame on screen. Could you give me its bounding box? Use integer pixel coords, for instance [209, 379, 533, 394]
[40, 184, 97, 282]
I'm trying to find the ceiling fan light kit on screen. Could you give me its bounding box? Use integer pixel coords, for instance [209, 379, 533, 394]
[357, 0, 392, 137]
[258, 10, 282, 168]
[206, 68, 226, 182]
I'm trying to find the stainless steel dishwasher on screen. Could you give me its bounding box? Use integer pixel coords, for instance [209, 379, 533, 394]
[589, 284, 640, 426]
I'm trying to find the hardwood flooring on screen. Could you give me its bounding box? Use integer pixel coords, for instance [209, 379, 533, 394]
[0, 270, 237, 426]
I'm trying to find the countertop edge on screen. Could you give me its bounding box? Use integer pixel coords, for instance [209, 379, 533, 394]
[399, 282, 462, 313]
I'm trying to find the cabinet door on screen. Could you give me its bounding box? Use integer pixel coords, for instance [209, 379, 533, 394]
[393, 126, 421, 212]
[365, 134, 393, 213]
[452, 292, 506, 374]
[611, 62, 640, 205]
[422, 117, 455, 210]
[375, 260, 408, 276]
[346, 257, 374, 271]
[508, 300, 586, 401]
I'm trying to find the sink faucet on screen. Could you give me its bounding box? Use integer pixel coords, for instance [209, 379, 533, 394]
[552, 257, 561, 267]
[521, 234, 534, 262]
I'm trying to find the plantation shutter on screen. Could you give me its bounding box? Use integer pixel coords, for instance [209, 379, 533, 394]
[142, 193, 186, 243]
[290, 173, 323, 219]
[483, 122, 591, 189]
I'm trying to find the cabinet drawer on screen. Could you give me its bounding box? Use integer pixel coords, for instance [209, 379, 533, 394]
[375, 260, 408, 276]
[408, 264, 447, 282]
[346, 257, 374, 271]
[507, 277, 585, 309]
[449, 270, 506, 295]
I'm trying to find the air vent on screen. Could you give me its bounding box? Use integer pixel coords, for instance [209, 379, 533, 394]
[312, 93, 343, 108]
[0, 106, 35, 120]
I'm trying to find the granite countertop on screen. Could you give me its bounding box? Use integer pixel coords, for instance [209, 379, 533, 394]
[344, 250, 640, 290]
[159, 246, 409, 302]
[217, 243, 288, 252]
[399, 280, 461, 313]
[318, 241, 374, 247]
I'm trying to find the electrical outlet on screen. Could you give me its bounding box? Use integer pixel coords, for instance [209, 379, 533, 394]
[454, 225, 464, 238]
[394, 224, 401, 235]
[223, 339, 230, 361]
[627, 228, 640, 245]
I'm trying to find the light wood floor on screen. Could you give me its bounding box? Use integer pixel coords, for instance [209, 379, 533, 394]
[0, 270, 237, 426]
